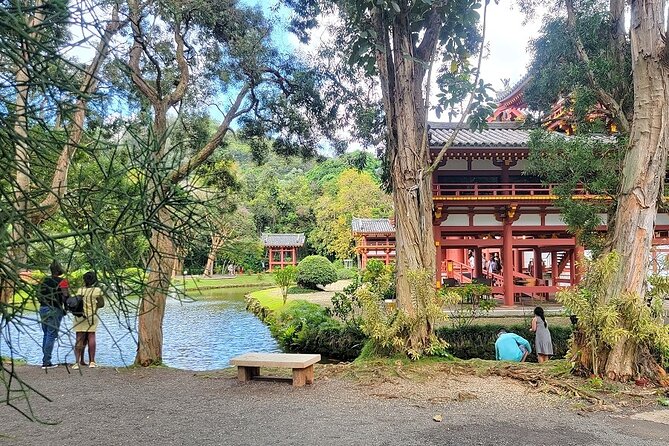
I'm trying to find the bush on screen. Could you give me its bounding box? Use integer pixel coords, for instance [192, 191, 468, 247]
[436, 323, 572, 362]
[268, 301, 366, 361]
[296, 255, 337, 289]
[336, 268, 357, 280]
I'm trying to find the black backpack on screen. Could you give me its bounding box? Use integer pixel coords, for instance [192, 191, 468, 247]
[65, 295, 85, 317]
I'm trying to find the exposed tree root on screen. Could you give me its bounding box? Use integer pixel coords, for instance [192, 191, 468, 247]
[488, 365, 606, 406]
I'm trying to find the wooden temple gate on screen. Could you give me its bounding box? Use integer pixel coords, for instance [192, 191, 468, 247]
[261, 233, 305, 272]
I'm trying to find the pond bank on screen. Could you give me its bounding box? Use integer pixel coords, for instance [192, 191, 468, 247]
[2, 362, 668, 445]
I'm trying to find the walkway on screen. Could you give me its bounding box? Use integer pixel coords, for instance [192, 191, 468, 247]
[2, 366, 667, 445]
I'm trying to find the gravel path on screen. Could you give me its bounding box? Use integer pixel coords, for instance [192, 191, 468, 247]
[2, 365, 668, 445]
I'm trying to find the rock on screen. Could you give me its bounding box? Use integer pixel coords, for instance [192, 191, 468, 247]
[433, 414, 443, 422]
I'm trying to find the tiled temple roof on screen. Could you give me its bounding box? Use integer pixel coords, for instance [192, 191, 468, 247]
[495, 74, 532, 102]
[428, 121, 530, 148]
[351, 218, 395, 234]
[261, 233, 305, 247]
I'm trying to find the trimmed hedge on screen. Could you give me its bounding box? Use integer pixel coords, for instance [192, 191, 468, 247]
[436, 323, 572, 362]
[268, 301, 365, 361]
[336, 268, 358, 280]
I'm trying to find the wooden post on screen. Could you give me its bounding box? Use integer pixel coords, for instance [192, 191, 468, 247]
[503, 219, 514, 306]
[515, 249, 523, 273]
[292, 247, 297, 266]
[293, 367, 307, 387]
[569, 249, 576, 286]
[574, 244, 585, 283]
[533, 248, 543, 279]
[435, 241, 442, 288]
[474, 248, 483, 279]
[238, 366, 260, 382]
[551, 251, 558, 286]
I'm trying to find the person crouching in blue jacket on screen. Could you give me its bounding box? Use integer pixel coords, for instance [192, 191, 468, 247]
[495, 329, 531, 362]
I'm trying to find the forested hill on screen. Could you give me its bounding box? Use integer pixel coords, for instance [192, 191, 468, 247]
[184, 139, 393, 274]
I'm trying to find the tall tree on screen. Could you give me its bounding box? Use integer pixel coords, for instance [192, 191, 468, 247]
[1, 0, 123, 302]
[124, 0, 335, 365]
[285, 0, 485, 353]
[525, 0, 669, 381]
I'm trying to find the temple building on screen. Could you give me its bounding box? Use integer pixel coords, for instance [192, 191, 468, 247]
[352, 77, 669, 305]
[351, 218, 396, 268]
[261, 233, 305, 272]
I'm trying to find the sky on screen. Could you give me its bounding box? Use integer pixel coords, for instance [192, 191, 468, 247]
[247, 0, 543, 121]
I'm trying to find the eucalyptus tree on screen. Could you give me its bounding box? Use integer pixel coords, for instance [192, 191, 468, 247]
[121, 0, 338, 365]
[284, 0, 489, 354]
[524, 0, 669, 382]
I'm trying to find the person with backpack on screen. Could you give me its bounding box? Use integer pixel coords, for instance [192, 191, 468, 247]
[38, 261, 70, 369]
[72, 271, 105, 369]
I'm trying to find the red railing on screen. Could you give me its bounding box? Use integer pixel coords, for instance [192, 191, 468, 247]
[432, 183, 588, 197]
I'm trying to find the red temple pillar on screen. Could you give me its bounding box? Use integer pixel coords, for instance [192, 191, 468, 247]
[292, 247, 297, 266]
[569, 250, 576, 285]
[474, 248, 483, 279]
[574, 244, 585, 283]
[514, 249, 523, 273]
[435, 241, 443, 288]
[533, 248, 543, 279]
[280, 248, 284, 268]
[362, 250, 368, 269]
[268, 247, 275, 272]
[503, 219, 514, 306]
[551, 251, 558, 286]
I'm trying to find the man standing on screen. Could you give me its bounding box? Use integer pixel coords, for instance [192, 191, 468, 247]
[495, 329, 531, 362]
[38, 261, 69, 369]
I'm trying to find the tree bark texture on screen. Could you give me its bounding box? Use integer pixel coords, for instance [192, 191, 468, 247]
[203, 234, 223, 276]
[372, 7, 437, 351]
[574, 0, 669, 383]
[135, 207, 175, 366]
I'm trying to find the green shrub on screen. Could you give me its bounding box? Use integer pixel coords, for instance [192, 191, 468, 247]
[274, 265, 297, 304]
[269, 301, 366, 361]
[296, 255, 337, 289]
[336, 268, 357, 280]
[436, 323, 572, 362]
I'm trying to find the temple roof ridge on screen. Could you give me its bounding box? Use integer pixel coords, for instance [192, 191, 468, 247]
[495, 73, 532, 103]
[261, 233, 305, 247]
[351, 217, 395, 234]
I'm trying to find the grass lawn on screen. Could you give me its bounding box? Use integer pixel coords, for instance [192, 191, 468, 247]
[247, 287, 300, 312]
[178, 273, 275, 290]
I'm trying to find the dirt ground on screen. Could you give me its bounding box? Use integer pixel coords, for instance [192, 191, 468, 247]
[2, 363, 668, 446]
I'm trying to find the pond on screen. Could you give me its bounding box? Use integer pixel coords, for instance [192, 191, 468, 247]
[0, 287, 281, 371]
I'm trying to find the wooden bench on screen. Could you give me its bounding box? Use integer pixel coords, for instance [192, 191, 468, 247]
[230, 353, 321, 387]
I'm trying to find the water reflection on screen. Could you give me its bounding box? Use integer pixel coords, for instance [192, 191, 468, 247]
[0, 288, 280, 371]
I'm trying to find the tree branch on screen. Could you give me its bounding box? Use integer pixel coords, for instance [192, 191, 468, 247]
[565, 0, 630, 133]
[166, 20, 190, 107]
[415, 4, 445, 64]
[426, 0, 489, 175]
[128, 0, 160, 104]
[169, 85, 250, 184]
[31, 6, 126, 224]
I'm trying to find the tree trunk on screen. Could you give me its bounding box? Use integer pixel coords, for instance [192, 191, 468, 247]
[574, 0, 669, 383]
[203, 234, 222, 276]
[135, 208, 175, 366]
[372, 8, 437, 352]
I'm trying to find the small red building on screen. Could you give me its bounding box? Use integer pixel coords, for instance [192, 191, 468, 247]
[351, 218, 396, 268]
[261, 233, 305, 272]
